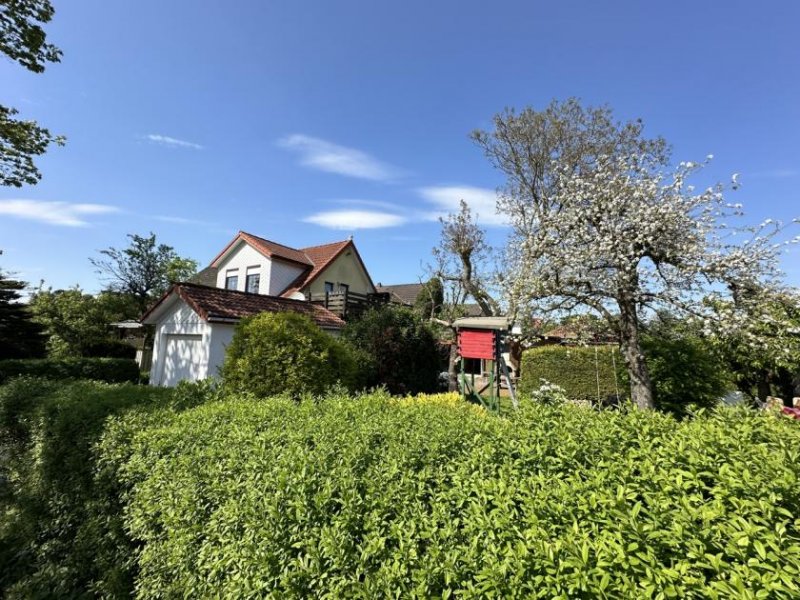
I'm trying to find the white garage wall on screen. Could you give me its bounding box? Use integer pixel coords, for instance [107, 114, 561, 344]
[207, 323, 235, 380]
[150, 298, 211, 386]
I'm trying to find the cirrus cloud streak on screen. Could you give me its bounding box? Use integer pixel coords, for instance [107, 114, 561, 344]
[0, 199, 121, 227]
[303, 209, 408, 230]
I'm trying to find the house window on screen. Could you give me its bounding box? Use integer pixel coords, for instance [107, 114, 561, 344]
[324, 281, 334, 293]
[225, 275, 238, 290]
[339, 283, 349, 294]
[246, 273, 260, 294]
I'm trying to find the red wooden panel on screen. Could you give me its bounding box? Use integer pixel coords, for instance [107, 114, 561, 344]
[458, 329, 496, 360]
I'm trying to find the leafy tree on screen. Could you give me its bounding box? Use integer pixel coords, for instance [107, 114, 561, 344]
[708, 293, 800, 402]
[341, 305, 441, 395]
[639, 314, 735, 416]
[413, 277, 444, 319]
[221, 312, 359, 398]
[90, 233, 198, 314]
[473, 98, 795, 409]
[28, 287, 137, 357]
[0, 267, 45, 358]
[1, 0, 65, 187]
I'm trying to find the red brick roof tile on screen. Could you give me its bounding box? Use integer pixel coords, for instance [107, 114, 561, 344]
[142, 283, 345, 329]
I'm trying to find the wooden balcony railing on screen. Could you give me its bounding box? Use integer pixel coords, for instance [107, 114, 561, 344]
[309, 290, 389, 320]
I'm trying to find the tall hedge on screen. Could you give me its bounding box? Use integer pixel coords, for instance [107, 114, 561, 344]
[0, 357, 140, 384]
[113, 394, 800, 598]
[0, 377, 189, 598]
[519, 344, 620, 402]
[221, 312, 360, 398]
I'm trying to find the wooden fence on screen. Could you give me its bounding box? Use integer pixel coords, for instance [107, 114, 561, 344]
[309, 290, 389, 320]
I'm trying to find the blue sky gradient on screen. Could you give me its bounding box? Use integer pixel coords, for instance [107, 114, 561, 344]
[1, 0, 798, 291]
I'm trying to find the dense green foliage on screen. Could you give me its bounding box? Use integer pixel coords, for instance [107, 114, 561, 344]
[0, 0, 64, 187]
[28, 287, 140, 357]
[114, 393, 800, 598]
[90, 232, 198, 314]
[221, 312, 360, 397]
[342, 305, 441, 394]
[519, 345, 621, 403]
[0, 357, 140, 384]
[0, 268, 46, 359]
[641, 329, 735, 416]
[0, 378, 178, 597]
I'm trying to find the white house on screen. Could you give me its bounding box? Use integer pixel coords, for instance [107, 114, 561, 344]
[141, 231, 375, 387]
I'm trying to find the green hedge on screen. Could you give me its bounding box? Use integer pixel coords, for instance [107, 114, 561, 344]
[519, 345, 621, 402]
[0, 377, 200, 598]
[114, 393, 800, 598]
[0, 357, 140, 384]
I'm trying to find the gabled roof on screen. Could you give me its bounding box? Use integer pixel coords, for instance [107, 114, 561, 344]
[375, 283, 423, 305]
[280, 239, 375, 297]
[141, 283, 345, 329]
[210, 231, 314, 268]
[206, 232, 374, 298]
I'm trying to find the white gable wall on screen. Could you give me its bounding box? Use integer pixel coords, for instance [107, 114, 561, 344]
[150, 296, 212, 386]
[215, 242, 272, 293]
[206, 323, 235, 380]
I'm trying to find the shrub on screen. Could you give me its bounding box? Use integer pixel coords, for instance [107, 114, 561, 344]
[0, 377, 176, 597]
[341, 305, 441, 394]
[641, 332, 735, 416]
[0, 357, 140, 384]
[519, 345, 621, 402]
[221, 312, 360, 398]
[116, 393, 800, 598]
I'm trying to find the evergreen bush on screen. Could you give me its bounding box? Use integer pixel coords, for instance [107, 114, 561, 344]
[0, 357, 140, 384]
[519, 345, 620, 402]
[220, 312, 360, 398]
[116, 393, 800, 598]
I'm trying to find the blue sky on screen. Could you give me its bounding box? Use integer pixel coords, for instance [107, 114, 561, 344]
[1, 0, 798, 292]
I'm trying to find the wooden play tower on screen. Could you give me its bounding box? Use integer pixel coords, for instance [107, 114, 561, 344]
[455, 317, 518, 412]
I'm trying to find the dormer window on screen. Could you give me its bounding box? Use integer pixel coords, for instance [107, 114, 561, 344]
[225, 274, 239, 290]
[246, 273, 260, 294]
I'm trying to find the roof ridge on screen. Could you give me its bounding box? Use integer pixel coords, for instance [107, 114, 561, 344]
[299, 239, 350, 252]
[241, 231, 309, 253]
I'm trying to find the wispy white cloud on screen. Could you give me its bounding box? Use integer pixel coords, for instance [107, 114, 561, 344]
[0, 199, 120, 227]
[418, 185, 506, 226]
[303, 210, 408, 230]
[332, 199, 403, 211]
[278, 134, 402, 181]
[144, 134, 204, 150]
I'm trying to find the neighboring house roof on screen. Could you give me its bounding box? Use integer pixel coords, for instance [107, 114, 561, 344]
[375, 283, 423, 305]
[141, 283, 346, 329]
[189, 265, 218, 287]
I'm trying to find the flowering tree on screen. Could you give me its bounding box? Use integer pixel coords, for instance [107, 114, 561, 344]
[495, 151, 795, 409]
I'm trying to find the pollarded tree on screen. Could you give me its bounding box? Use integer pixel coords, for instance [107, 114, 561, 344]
[494, 150, 795, 409]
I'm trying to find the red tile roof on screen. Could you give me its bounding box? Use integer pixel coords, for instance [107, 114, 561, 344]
[280, 239, 352, 297]
[210, 231, 313, 268]
[207, 232, 374, 298]
[141, 283, 346, 329]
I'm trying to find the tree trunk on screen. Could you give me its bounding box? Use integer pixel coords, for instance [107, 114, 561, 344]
[448, 340, 459, 392]
[618, 297, 654, 410]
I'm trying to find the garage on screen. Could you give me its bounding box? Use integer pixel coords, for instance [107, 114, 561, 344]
[160, 334, 204, 387]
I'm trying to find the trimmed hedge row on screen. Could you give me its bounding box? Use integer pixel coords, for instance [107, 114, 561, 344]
[0, 357, 140, 384]
[114, 392, 800, 598]
[0, 377, 204, 598]
[519, 345, 620, 402]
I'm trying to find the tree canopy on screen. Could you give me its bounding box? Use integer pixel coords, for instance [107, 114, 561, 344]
[0, 0, 64, 187]
[90, 233, 198, 314]
[473, 98, 796, 409]
[0, 265, 45, 359]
